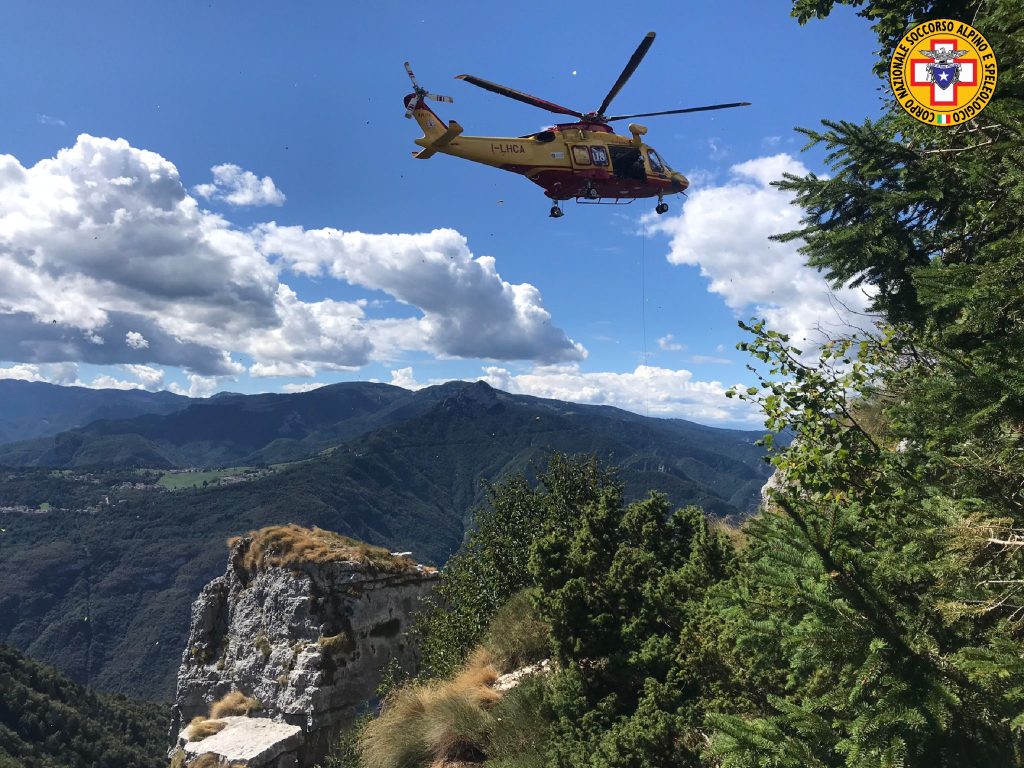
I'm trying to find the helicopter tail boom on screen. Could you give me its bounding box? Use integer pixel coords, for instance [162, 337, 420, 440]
[413, 119, 464, 159]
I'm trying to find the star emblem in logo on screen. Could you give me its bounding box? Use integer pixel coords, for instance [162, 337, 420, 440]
[920, 47, 968, 90]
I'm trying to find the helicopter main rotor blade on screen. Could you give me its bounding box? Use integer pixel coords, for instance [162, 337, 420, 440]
[404, 61, 422, 91]
[456, 74, 584, 119]
[596, 31, 656, 118]
[605, 102, 752, 121]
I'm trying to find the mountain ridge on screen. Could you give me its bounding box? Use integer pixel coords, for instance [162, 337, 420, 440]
[0, 379, 193, 445]
[0, 379, 763, 472]
[0, 380, 769, 700]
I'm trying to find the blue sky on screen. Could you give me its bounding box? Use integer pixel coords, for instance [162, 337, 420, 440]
[0, 1, 881, 426]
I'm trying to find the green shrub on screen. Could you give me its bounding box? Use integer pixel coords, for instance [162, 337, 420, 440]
[532, 493, 736, 768]
[319, 714, 373, 768]
[416, 455, 619, 678]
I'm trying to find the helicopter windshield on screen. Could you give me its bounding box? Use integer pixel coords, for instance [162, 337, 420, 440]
[646, 149, 666, 174]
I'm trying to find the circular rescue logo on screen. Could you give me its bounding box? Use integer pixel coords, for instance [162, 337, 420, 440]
[889, 19, 997, 126]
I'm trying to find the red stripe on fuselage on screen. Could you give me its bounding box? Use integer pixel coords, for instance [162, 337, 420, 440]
[498, 165, 680, 200]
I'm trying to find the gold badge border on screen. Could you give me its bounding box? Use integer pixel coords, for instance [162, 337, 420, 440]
[888, 18, 998, 127]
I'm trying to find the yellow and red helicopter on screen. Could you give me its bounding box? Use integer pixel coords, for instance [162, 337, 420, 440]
[404, 32, 749, 218]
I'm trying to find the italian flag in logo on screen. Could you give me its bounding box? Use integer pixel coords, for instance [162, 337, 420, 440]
[936, 114, 951, 125]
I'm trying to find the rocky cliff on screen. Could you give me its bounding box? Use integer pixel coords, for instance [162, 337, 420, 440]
[170, 525, 436, 767]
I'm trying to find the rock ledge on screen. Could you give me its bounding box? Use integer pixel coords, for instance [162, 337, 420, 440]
[174, 716, 303, 767]
[170, 529, 437, 767]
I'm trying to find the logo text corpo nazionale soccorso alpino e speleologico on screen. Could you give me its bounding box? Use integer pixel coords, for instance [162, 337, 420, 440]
[889, 19, 997, 126]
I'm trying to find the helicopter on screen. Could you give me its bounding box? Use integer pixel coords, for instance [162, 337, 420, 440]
[404, 32, 750, 218]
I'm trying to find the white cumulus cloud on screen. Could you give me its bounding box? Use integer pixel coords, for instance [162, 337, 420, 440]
[125, 331, 149, 349]
[121, 363, 164, 389]
[280, 382, 327, 394]
[0, 362, 166, 391]
[259, 225, 586, 364]
[657, 334, 684, 352]
[88, 374, 146, 390]
[194, 163, 286, 206]
[0, 363, 77, 384]
[480, 364, 758, 425]
[250, 360, 317, 378]
[169, 374, 221, 398]
[389, 367, 424, 390]
[0, 135, 580, 380]
[647, 153, 873, 344]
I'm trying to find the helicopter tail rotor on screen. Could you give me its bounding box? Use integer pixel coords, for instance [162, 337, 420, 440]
[404, 61, 454, 118]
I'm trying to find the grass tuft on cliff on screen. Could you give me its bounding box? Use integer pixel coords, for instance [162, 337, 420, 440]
[357, 650, 501, 768]
[186, 754, 245, 768]
[183, 691, 260, 745]
[482, 590, 550, 674]
[319, 631, 355, 656]
[209, 690, 261, 718]
[355, 650, 549, 768]
[230, 524, 423, 573]
[185, 716, 226, 741]
[355, 595, 552, 768]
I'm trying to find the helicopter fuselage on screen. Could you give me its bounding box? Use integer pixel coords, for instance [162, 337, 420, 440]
[406, 93, 688, 204]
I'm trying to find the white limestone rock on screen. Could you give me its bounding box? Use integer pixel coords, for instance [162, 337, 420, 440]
[173, 716, 303, 767]
[759, 467, 784, 510]
[170, 532, 437, 767]
[493, 659, 551, 692]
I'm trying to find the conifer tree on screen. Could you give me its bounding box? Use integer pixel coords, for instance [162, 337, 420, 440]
[706, 1, 1024, 765]
[531, 491, 735, 767]
[416, 454, 619, 678]
[711, 329, 1021, 766]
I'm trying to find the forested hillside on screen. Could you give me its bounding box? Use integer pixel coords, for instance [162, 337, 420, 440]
[342, 2, 1024, 767]
[0, 644, 165, 768]
[0, 381, 768, 701]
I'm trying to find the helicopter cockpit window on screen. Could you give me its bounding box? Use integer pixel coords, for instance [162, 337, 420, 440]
[590, 146, 609, 166]
[647, 150, 665, 174]
[572, 146, 591, 165]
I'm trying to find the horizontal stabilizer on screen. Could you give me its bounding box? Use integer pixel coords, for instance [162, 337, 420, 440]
[414, 120, 463, 159]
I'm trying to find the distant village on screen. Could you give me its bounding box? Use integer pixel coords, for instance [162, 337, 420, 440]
[0, 466, 273, 516]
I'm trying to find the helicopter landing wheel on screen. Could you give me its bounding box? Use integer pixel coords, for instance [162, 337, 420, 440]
[655, 201, 669, 215]
[549, 204, 564, 218]
[584, 185, 600, 200]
